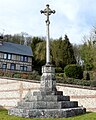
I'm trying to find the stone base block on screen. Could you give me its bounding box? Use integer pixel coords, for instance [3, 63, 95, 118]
[8, 107, 86, 118]
[18, 101, 78, 109]
[24, 95, 70, 102]
[8, 64, 86, 118]
[33, 91, 63, 96]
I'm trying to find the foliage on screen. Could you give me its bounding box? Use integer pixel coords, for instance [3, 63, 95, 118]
[56, 73, 64, 78]
[73, 44, 83, 65]
[13, 73, 21, 78]
[51, 35, 76, 68]
[30, 35, 76, 72]
[3, 34, 76, 72]
[80, 28, 96, 71]
[3, 30, 96, 80]
[31, 37, 46, 73]
[55, 67, 63, 73]
[64, 64, 83, 79]
[90, 80, 96, 87]
[0, 70, 40, 80]
[80, 42, 94, 70]
[20, 73, 29, 79]
[0, 70, 4, 76]
[3, 34, 45, 50]
[31, 37, 44, 52]
[0, 109, 96, 120]
[28, 70, 40, 80]
[34, 41, 46, 65]
[3, 33, 32, 45]
[56, 77, 95, 87]
[83, 71, 94, 80]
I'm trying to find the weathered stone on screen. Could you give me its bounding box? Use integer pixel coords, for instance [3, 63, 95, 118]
[18, 101, 78, 109]
[9, 107, 86, 118]
[42, 64, 55, 73]
[33, 90, 63, 96]
[8, 65, 86, 118]
[23, 95, 70, 102]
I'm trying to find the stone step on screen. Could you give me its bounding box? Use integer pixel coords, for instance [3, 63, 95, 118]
[9, 107, 86, 118]
[56, 91, 63, 95]
[18, 101, 78, 109]
[28, 95, 70, 102]
[61, 101, 78, 108]
[33, 90, 63, 96]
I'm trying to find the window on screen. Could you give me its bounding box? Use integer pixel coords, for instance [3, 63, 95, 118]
[3, 53, 7, 59]
[16, 55, 19, 61]
[8, 54, 12, 60]
[24, 66, 27, 71]
[24, 56, 28, 62]
[20, 66, 23, 71]
[20, 56, 28, 62]
[3, 53, 12, 60]
[20, 56, 24, 61]
[20, 66, 27, 71]
[2, 64, 7, 69]
[10, 63, 16, 70]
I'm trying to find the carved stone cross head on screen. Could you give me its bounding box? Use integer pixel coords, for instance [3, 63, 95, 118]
[40, 4, 55, 24]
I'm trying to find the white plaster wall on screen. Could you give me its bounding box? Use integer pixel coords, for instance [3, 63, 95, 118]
[57, 84, 96, 111]
[0, 77, 96, 111]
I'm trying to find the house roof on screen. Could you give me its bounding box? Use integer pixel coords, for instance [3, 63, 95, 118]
[0, 42, 33, 56]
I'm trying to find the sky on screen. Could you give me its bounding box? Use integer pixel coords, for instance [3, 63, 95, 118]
[0, 0, 96, 44]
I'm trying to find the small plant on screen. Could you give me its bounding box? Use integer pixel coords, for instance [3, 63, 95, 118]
[21, 73, 29, 79]
[90, 80, 96, 87]
[13, 73, 21, 78]
[55, 67, 63, 73]
[4, 71, 13, 77]
[56, 73, 64, 78]
[28, 70, 40, 80]
[0, 70, 4, 76]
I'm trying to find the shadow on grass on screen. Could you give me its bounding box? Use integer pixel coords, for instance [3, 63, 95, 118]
[0, 105, 7, 111]
[67, 111, 92, 118]
[85, 112, 92, 114]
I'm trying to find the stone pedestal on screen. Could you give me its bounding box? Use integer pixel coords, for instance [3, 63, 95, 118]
[40, 64, 57, 94]
[8, 64, 86, 118]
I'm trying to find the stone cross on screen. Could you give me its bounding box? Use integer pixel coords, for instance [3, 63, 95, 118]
[40, 4, 55, 64]
[8, 5, 86, 118]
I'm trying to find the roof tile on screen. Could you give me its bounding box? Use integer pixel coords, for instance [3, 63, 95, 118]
[0, 42, 33, 56]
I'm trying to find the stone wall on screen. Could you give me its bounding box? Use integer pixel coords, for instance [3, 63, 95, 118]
[0, 77, 96, 112]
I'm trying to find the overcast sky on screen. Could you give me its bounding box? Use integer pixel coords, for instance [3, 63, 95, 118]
[0, 0, 96, 44]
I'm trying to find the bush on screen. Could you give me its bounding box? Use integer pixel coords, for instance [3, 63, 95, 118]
[28, 70, 40, 80]
[90, 80, 96, 87]
[55, 67, 63, 73]
[83, 71, 94, 80]
[56, 77, 91, 87]
[4, 72, 13, 77]
[59, 73, 64, 77]
[64, 64, 83, 79]
[56, 77, 64, 83]
[56, 73, 64, 78]
[0, 70, 4, 76]
[13, 73, 21, 78]
[21, 73, 29, 79]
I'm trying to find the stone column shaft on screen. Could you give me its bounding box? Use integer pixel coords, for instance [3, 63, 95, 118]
[46, 21, 50, 64]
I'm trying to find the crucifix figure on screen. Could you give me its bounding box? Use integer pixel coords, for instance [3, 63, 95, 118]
[40, 4, 55, 64]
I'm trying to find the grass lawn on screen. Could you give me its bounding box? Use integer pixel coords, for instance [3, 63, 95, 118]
[0, 109, 96, 120]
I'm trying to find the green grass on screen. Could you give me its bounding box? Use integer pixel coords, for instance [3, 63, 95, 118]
[0, 109, 96, 120]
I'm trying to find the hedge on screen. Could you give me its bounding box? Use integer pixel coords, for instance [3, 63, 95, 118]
[64, 64, 83, 79]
